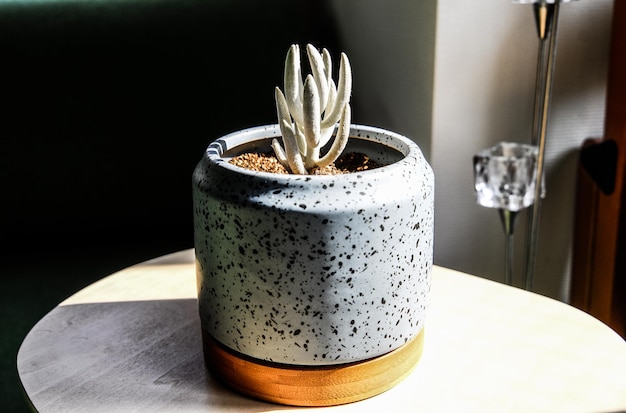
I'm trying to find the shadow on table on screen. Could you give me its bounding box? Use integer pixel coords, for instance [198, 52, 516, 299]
[18, 298, 295, 412]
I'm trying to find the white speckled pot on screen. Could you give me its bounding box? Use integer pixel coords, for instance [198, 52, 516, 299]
[193, 124, 433, 366]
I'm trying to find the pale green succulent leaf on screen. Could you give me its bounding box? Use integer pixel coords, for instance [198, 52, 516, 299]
[284, 45, 304, 126]
[280, 119, 307, 175]
[302, 75, 321, 149]
[322, 48, 332, 89]
[322, 80, 337, 134]
[271, 138, 288, 165]
[306, 44, 329, 111]
[321, 52, 352, 130]
[275, 87, 290, 126]
[317, 103, 351, 168]
[318, 126, 335, 148]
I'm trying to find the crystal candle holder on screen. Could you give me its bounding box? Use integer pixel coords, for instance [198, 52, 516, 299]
[473, 142, 541, 286]
[473, 142, 540, 212]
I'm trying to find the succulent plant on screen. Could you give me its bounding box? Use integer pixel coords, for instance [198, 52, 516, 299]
[272, 44, 352, 174]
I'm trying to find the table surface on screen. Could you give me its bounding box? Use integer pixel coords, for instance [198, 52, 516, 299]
[17, 249, 626, 413]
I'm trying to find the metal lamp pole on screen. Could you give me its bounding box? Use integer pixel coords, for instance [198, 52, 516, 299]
[513, 0, 576, 290]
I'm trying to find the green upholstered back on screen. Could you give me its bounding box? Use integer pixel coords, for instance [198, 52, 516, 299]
[0, 0, 339, 252]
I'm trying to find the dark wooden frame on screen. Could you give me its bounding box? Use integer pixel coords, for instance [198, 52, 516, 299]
[571, 0, 625, 338]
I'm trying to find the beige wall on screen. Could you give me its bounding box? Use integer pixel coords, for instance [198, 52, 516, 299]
[329, 0, 436, 158]
[330, 0, 613, 301]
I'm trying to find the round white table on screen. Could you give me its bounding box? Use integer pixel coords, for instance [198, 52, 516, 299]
[17, 249, 626, 412]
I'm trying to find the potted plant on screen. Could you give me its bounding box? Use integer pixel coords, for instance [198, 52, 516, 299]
[193, 44, 434, 407]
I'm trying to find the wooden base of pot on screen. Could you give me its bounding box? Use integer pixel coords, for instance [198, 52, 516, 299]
[202, 328, 425, 407]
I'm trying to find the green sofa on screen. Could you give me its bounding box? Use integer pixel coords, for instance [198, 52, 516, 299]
[0, 1, 339, 410]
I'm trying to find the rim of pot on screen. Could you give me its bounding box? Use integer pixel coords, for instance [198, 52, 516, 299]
[205, 124, 422, 181]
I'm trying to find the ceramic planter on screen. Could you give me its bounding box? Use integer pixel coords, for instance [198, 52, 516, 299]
[192, 124, 434, 405]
